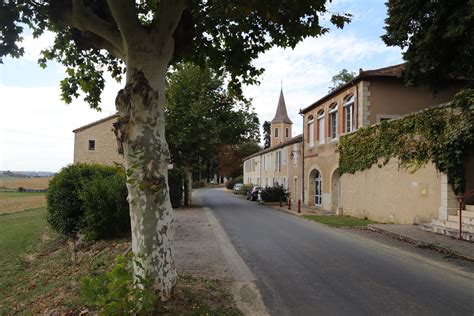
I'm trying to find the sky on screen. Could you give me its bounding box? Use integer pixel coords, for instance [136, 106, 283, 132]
[0, 0, 403, 172]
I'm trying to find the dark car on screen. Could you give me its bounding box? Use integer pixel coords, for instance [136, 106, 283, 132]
[246, 186, 262, 201]
[233, 183, 244, 194]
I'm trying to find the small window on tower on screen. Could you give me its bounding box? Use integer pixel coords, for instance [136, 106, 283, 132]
[286, 128, 289, 138]
[275, 128, 279, 138]
[88, 140, 96, 150]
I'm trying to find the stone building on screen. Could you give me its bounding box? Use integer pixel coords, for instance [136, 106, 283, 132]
[244, 64, 473, 235]
[243, 90, 303, 201]
[73, 114, 124, 165]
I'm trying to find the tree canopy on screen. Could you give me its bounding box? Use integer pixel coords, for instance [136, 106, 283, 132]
[1, 1, 351, 108]
[328, 68, 356, 92]
[382, 0, 474, 91]
[262, 120, 271, 149]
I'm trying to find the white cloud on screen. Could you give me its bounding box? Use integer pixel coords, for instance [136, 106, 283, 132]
[242, 31, 402, 136]
[0, 76, 122, 172]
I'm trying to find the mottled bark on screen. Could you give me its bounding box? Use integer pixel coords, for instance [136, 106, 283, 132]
[113, 59, 177, 299]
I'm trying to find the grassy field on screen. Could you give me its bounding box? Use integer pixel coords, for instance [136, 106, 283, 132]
[0, 191, 46, 214]
[303, 215, 377, 227]
[0, 176, 51, 190]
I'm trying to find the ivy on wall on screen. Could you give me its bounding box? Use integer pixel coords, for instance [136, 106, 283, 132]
[339, 89, 474, 195]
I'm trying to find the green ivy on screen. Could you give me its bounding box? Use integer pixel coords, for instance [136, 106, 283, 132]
[339, 89, 474, 195]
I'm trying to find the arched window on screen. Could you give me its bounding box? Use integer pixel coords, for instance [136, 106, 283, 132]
[317, 110, 325, 144]
[329, 103, 338, 139]
[275, 128, 279, 138]
[307, 115, 314, 146]
[314, 170, 322, 206]
[344, 95, 355, 133]
[286, 127, 289, 138]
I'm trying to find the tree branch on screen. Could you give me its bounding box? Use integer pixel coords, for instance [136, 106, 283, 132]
[105, 0, 142, 45]
[72, 30, 125, 60]
[53, 0, 124, 59]
[70, 0, 124, 56]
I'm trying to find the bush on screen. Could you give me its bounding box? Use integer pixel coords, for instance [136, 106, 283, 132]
[239, 183, 253, 195]
[192, 180, 206, 188]
[80, 170, 130, 240]
[168, 169, 183, 208]
[260, 185, 288, 202]
[225, 179, 236, 190]
[81, 255, 157, 315]
[46, 164, 129, 240]
[234, 175, 243, 183]
[17, 186, 25, 192]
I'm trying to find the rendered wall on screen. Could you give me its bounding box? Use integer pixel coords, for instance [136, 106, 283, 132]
[340, 159, 441, 224]
[74, 117, 124, 165]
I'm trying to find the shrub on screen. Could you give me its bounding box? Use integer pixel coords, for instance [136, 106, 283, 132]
[234, 175, 243, 183]
[240, 183, 253, 196]
[46, 164, 129, 239]
[192, 180, 206, 188]
[168, 169, 183, 208]
[81, 255, 157, 315]
[17, 186, 25, 192]
[260, 185, 288, 202]
[80, 170, 130, 240]
[225, 179, 236, 190]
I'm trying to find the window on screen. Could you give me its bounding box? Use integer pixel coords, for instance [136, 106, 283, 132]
[275, 128, 279, 138]
[344, 95, 355, 133]
[292, 144, 298, 167]
[329, 103, 338, 140]
[265, 178, 268, 186]
[317, 110, 325, 144]
[281, 148, 287, 166]
[307, 115, 314, 147]
[286, 128, 289, 138]
[314, 170, 322, 206]
[88, 140, 95, 150]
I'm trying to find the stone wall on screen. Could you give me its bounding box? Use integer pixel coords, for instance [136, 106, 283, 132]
[73, 116, 124, 166]
[340, 159, 442, 224]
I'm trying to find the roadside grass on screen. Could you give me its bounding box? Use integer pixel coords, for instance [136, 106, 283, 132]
[0, 191, 46, 214]
[303, 215, 377, 227]
[0, 208, 48, 310]
[0, 208, 242, 314]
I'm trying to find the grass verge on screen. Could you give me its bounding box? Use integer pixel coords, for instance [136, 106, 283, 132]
[303, 215, 377, 227]
[0, 208, 241, 314]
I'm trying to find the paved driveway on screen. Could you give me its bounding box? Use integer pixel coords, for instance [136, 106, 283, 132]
[202, 189, 474, 315]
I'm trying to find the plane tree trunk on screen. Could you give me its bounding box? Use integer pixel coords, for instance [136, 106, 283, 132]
[184, 166, 193, 206]
[113, 43, 177, 299]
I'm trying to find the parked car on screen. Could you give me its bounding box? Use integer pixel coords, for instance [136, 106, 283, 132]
[246, 186, 262, 201]
[233, 183, 244, 194]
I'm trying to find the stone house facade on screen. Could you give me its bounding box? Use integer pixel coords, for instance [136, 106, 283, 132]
[244, 64, 471, 228]
[243, 90, 303, 201]
[73, 114, 124, 165]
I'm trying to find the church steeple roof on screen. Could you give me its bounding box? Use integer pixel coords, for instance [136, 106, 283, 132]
[271, 89, 292, 124]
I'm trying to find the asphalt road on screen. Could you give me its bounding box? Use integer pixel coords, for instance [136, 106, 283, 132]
[201, 189, 474, 316]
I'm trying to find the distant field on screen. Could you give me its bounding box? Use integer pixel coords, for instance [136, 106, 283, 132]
[0, 177, 52, 190]
[0, 192, 46, 214]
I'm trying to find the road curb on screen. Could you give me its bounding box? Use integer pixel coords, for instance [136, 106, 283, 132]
[367, 224, 474, 262]
[204, 207, 269, 315]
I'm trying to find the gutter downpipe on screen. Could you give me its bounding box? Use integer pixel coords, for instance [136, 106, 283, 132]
[299, 110, 305, 204]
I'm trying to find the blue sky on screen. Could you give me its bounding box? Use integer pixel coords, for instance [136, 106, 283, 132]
[0, 0, 403, 172]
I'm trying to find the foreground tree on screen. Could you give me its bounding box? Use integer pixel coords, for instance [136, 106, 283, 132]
[328, 69, 356, 92]
[382, 0, 473, 91]
[166, 63, 259, 205]
[1, 1, 350, 297]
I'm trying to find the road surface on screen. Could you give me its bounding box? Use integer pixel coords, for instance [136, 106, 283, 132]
[201, 189, 474, 315]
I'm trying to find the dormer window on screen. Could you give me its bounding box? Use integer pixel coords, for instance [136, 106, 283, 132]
[275, 128, 279, 138]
